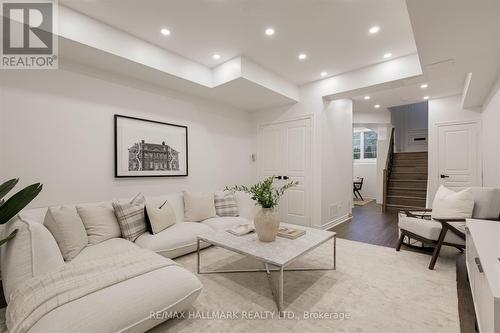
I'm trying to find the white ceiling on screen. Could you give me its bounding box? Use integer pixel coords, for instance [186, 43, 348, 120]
[351, 73, 465, 113]
[59, 0, 417, 85]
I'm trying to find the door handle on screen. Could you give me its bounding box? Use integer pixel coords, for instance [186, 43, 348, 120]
[283, 176, 289, 180]
[274, 176, 282, 180]
[440, 174, 450, 179]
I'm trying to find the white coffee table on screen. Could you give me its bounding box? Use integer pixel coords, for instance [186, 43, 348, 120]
[196, 224, 336, 313]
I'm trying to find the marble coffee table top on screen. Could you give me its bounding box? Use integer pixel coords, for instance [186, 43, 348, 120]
[198, 223, 335, 267]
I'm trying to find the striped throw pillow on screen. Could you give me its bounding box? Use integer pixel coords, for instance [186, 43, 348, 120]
[112, 193, 147, 241]
[215, 192, 239, 217]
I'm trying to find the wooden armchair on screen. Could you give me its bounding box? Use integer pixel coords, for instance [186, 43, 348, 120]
[396, 187, 500, 270]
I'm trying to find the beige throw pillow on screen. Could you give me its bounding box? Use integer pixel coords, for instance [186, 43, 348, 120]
[183, 191, 216, 222]
[145, 201, 176, 234]
[44, 206, 88, 261]
[112, 193, 147, 242]
[77, 204, 122, 245]
[431, 186, 474, 220]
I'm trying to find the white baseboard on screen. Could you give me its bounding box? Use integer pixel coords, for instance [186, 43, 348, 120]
[320, 214, 352, 230]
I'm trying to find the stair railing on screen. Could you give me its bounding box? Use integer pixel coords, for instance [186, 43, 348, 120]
[382, 128, 396, 212]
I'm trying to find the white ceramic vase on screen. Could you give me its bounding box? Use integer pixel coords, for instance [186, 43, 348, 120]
[253, 207, 280, 242]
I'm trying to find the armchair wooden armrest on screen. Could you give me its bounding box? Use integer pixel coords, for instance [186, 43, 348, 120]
[401, 208, 432, 219]
[433, 218, 466, 240]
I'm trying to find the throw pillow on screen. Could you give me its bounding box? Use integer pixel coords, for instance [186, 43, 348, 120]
[112, 193, 147, 241]
[77, 204, 121, 245]
[183, 191, 216, 222]
[145, 200, 176, 234]
[431, 186, 474, 220]
[44, 206, 88, 261]
[214, 191, 239, 217]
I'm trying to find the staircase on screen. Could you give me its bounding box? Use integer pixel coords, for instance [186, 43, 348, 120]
[385, 152, 428, 211]
[382, 129, 428, 212]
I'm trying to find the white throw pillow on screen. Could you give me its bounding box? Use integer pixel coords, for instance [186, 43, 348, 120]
[431, 186, 474, 220]
[145, 201, 176, 234]
[77, 204, 122, 245]
[183, 191, 216, 222]
[44, 206, 88, 261]
[1, 215, 64, 302]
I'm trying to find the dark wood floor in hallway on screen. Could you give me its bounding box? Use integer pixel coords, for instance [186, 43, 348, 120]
[329, 201, 476, 333]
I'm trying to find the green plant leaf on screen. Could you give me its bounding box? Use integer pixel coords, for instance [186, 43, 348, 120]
[0, 183, 43, 225]
[0, 229, 18, 247]
[0, 178, 19, 201]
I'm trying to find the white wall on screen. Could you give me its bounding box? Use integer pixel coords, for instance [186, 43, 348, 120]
[390, 102, 428, 152]
[481, 78, 500, 187]
[427, 95, 482, 203]
[353, 162, 377, 199]
[0, 69, 254, 208]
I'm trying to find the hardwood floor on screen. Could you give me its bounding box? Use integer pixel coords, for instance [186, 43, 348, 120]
[330, 201, 476, 333]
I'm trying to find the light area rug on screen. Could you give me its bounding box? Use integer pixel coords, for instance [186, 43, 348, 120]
[353, 199, 375, 206]
[150, 238, 460, 333]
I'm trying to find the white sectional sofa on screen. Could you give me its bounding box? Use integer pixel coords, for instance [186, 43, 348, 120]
[0, 191, 257, 332]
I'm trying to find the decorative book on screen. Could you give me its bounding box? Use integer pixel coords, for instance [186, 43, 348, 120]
[277, 227, 306, 239]
[226, 224, 255, 236]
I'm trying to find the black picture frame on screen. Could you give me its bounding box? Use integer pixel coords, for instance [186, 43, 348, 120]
[114, 114, 189, 178]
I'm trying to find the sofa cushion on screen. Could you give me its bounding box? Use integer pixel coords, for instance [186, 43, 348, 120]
[1, 215, 64, 303]
[72, 238, 140, 264]
[431, 186, 474, 220]
[28, 263, 202, 333]
[112, 193, 147, 242]
[183, 191, 216, 222]
[145, 202, 176, 234]
[77, 204, 121, 245]
[470, 187, 500, 219]
[398, 214, 465, 245]
[215, 191, 239, 217]
[201, 216, 252, 232]
[135, 222, 212, 258]
[44, 206, 88, 261]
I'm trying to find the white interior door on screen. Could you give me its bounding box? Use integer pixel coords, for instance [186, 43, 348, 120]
[259, 118, 312, 226]
[437, 121, 481, 190]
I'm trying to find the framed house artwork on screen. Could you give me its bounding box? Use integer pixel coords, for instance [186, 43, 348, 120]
[114, 115, 188, 177]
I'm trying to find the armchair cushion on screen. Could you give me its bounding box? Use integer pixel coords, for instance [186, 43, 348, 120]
[431, 186, 474, 220]
[398, 214, 465, 245]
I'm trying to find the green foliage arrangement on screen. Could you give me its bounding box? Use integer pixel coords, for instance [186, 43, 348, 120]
[225, 176, 298, 209]
[0, 179, 43, 246]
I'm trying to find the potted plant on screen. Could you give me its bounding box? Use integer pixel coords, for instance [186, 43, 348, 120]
[226, 177, 298, 242]
[0, 178, 43, 246]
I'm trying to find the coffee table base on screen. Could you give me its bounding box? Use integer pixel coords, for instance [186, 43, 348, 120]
[196, 236, 336, 313]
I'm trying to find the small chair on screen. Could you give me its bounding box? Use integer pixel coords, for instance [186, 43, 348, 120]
[353, 177, 364, 201]
[396, 187, 500, 270]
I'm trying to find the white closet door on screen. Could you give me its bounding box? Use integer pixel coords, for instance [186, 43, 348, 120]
[259, 117, 312, 226]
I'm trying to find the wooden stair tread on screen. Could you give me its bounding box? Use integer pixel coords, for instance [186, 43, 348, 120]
[389, 179, 427, 182]
[387, 195, 426, 200]
[388, 187, 426, 191]
[386, 204, 427, 210]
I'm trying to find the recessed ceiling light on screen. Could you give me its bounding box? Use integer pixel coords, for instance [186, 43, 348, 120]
[364, 95, 370, 100]
[369, 26, 380, 34]
[420, 83, 428, 89]
[160, 28, 171, 36]
[298, 53, 307, 60]
[383, 53, 392, 59]
[423, 96, 429, 100]
[374, 104, 381, 108]
[212, 54, 221, 60]
[321, 72, 328, 77]
[265, 28, 275, 36]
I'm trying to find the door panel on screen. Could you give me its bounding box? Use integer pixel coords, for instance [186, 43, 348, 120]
[259, 118, 311, 226]
[437, 122, 480, 190]
[260, 124, 283, 178]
